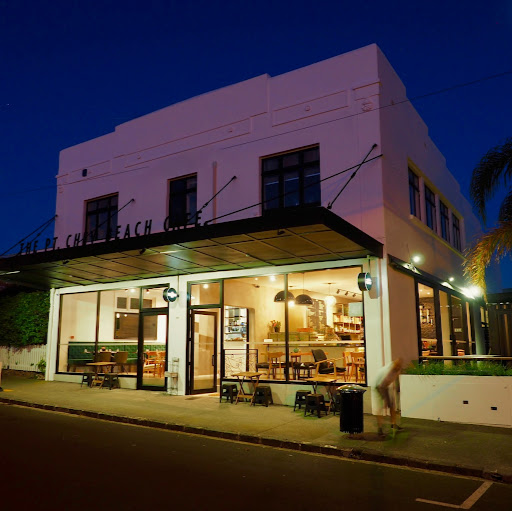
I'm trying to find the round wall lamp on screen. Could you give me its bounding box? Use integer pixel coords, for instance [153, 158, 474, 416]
[274, 290, 295, 302]
[357, 272, 373, 292]
[163, 287, 178, 302]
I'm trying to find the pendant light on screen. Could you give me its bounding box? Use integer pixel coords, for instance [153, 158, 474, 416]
[295, 273, 313, 305]
[274, 290, 295, 302]
[325, 283, 336, 306]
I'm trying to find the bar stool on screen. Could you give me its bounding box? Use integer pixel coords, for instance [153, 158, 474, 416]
[304, 393, 327, 418]
[253, 385, 273, 407]
[294, 390, 310, 411]
[102, 373, 120, 390]
[220, 383, 238, 403]
[80, 373, 94, 388]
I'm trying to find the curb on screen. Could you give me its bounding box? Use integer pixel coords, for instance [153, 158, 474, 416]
[1, 396, 510, 484]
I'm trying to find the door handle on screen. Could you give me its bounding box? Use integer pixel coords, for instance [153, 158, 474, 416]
[212, 355, 215, 367]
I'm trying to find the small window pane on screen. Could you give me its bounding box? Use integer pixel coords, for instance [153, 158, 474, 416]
[283, 171, 300, 208]
[263, 158, 279, 172]
[418, 284, 438, 356]
[190, 282, 221, 306]
[263, 174, 280, 210]
[303, 148, 319, 163]
[282, 153, 300, 168]
[303, 166, 320, 205]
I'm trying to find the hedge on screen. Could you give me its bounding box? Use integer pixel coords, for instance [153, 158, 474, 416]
[0, 291, 50, 347]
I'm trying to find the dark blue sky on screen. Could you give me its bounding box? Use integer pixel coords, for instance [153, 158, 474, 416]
[1, 0, 511, 288]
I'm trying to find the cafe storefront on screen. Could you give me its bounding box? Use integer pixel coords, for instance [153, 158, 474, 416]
[2, 207, 385, 400]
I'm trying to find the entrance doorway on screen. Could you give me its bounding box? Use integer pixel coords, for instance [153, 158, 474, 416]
[189, 310, 218, 394]
[137, 310, 168, 390]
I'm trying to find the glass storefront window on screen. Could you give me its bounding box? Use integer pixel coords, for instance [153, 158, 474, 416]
[57, 292, 98, 372]
[439, 291, 450, 356]
[418, 284, 438, 356]
[451, 295, 468, 355]
[221, 267, 365, 384]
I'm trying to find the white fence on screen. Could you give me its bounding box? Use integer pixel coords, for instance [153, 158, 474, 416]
[0, 345, 47, 371]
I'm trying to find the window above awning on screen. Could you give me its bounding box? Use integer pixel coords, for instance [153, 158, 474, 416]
[0, 207, 383, 289]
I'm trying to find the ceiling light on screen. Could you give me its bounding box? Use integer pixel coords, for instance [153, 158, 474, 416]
[203, 284, 209, 289]
[449, 277, 455, 282]
[269, 275, 276, 282]
[295, 294, 313, 305]
[274, 290, 295, 302]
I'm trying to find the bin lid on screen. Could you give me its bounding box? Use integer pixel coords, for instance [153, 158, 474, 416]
[338, 384, 366, 393]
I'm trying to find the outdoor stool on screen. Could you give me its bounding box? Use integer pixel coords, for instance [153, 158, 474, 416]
[304, 393, 326, 418]
[294, 390, 310, 411]
[220, 383, 238, 403]
[102, 373, 120, 390]
[252, 385, 273, 407]
[80, 373, 94, 388]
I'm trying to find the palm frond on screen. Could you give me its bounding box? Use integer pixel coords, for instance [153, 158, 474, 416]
[498, 189, 512, 223]
[464, 221, 512, 292]
[469, 138, 512, 223]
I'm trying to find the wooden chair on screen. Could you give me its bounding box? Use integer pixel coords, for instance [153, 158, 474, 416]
[143, 351, 158, 376]
[311, 349, 346, 379]
[256, 351, 285, 379]
[113, 351, 128, 373]
[97, 351, 112, 362]
[344, 351, 365, 382]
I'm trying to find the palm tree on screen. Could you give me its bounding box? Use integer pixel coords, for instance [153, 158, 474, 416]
[464, 138, 512, 290]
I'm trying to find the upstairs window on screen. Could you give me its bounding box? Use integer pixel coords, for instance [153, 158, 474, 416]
[262, 146, 320, 212]
[440, 201, 450, 242]
[408, 168, 420, 218]
[425, 185, 437, 232]
[169, 174, 197, 226]
[452, 215, 461, 251]
[85, 194, 118, 241]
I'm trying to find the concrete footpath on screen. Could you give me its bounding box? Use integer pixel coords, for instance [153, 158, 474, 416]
[1, 372, 511, 483]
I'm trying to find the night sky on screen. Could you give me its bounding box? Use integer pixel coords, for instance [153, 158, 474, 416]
[1, 1, 511, 289]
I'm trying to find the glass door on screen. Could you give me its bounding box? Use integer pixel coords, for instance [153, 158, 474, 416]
[190, 310, 218, 394]
[137, 311, 168, 390]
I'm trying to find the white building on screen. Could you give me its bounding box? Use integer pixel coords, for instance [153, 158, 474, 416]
[0, 44, 485, 409]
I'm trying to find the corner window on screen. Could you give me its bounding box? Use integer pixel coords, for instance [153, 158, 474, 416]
[85, 194, 118, 241]
[440, 201, 450, 242]
[425, 186, 437, 232]
[262, 146, 320, 212]
[408, 168, 420, 218]
[169, 175, 197, 226]
[452, 215, 461, 251]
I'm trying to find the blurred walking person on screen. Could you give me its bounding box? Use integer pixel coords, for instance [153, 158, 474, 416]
[373, 358, 403, 437]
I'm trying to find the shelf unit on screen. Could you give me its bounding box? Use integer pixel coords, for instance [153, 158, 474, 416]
[333, 304, 363, 335]
[224, 306, 248, 342]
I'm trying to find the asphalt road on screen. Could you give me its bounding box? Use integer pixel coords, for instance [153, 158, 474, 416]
[1, 404, 511, 510]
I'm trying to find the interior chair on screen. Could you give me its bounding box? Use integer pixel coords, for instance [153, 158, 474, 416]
[256, 351, 285, 379]
[97, 351, 112, 362]
[311, 349, 346, 379]
[143, 351, 158, 376]
[113, 351, 128, 373]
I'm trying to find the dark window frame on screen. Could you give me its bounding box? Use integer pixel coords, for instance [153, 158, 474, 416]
[85, 193, 118, 241]
[408, 168, 421, 219]
[168, 174, 198, 227]
[425, 185, 437, 232]
[440, 201, 450, 242]
[261, 145, 320, 212]
[452, 215, 461, 251]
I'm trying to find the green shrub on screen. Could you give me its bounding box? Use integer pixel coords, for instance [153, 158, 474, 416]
[0, 291, 50, 347]
[404, 360, 512, 377]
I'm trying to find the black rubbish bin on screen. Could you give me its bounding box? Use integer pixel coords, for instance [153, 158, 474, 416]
[338, 384, 366, 433]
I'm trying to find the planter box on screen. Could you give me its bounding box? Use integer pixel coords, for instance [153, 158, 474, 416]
[400, 374, 512, 427]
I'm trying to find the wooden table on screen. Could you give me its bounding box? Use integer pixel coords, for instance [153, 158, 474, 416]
[86, 362, 116, 387]
[305, 376, 344, 413]
[290, 352, 313, 379]
[232, 371, 263, 404]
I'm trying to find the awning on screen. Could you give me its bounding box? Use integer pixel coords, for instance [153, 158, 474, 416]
[0, 207, 383, 289]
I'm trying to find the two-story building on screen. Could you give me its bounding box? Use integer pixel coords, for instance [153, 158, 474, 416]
[0, 44, 485, 409]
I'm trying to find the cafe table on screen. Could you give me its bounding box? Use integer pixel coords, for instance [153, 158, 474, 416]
[86, 361, 117, 387]
[305, 375, 344, 414]
[232, 371, 263, 404]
